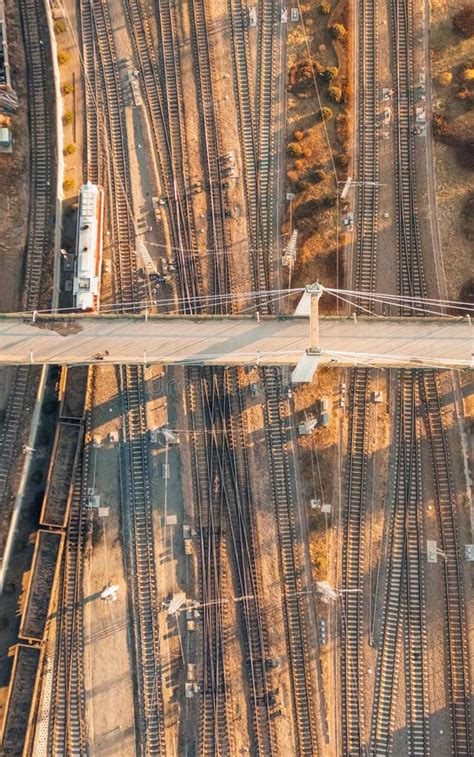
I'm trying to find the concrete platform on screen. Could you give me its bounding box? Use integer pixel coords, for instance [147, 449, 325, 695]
[0, 314, 470, 369]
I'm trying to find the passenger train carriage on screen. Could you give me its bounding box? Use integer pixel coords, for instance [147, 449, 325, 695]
[73, 182, 104, 311]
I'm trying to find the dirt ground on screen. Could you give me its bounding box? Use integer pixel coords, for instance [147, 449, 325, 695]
[0, 0, 30, 414]
[53, 6, 84, 201]
[0, 0, 29, 314]
[429, 0, 474, 302]
[82, 366, 136, 756]
[283, 0, 351, 308]
[240, 367, 301, 755]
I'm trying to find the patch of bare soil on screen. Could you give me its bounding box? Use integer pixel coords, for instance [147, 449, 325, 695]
[284, 1, 352, 308]
[83, 365, 137, 755]
[430, 0, 474, 302]
[293, 367, 346, 582]
[0, 0, 29, 313]
[53, 6, 84, 200]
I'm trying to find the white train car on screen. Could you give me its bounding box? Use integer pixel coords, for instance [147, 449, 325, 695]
[73, 182, 104, 311]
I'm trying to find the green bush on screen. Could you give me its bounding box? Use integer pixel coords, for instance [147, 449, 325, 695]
[58, 50, 70, 65]
[54, 20, 67, 34]
[63, 111, 73, 125]
[320, 66, 338, 81]
[288, 142, 304, 156]
[320, 106, 333, 121]
[63, 178, 74, 191]
[319, 2, 331, 14]
[62, 82, 73, 95]
[437, 71, 453, 87]
[328, 85, 343, 102]
[64, 143, 76, 156]
[330, 23, 346, 40]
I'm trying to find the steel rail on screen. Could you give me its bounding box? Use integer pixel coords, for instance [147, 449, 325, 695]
[188, 368, 234, 755]
[119, 364, 167, 754]
[48, 410, 90, 755]
[369, 2, 431, 751]
[123, 0, 203, 308]
[340, 0, 379, 746]
[353, 0, 379, 298]
[227, 0, 271, 303]
[419, 372, 472, 755]
[370, 370, 429, 755]
[340, 367, 370, 754]
[78, 0, 99, 181]
[188, 0, 232, 307]
[89, 0, 141, 306]
[391, 0, 426, 304]
[219, 368, 276, 755]
[0, 0, 56, 524]
[262, 366, 318, 755]
[254, 0, 278, 265]
[76, 4, 167, 753]
[385, 0, 471, 752]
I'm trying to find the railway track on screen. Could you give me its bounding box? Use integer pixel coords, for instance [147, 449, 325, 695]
[41, 6, 111, 751]
[368, 1, 432, 753]
[79, 0, 100, 180]
[18, 0, 55, 310]
[119, 364, 166, 753]
[367, 0, 472, 752]
[48, 429, 90, 755]
[188, 366, 277, 755]
[368, 1, 431, 751]
[43, 4, 168, 753]
[154, 0, 204, 303]
[254, 1, 278, 264]
[340, 0, 379, 745]
[262, 366, 318, 755]
[227, 0, 269, 302]
[370, 371, 429, 755]
[88, 2, 167, 750]
[188, 369, 234, 755]
[228, 0, 280, 306]
[0, 0, 55, 524]
[88, 0, 141, 306]
[188, 0, 231, 305]
[124, 0, 203, 307]
[420, 372, 472, 755]
[220, 368, 276, 755]
[354, 0, 378, 297]
[391, 0, 425, 303]
[340, 368, 370, 753]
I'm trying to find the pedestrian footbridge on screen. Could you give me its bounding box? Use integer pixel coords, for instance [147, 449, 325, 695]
[0, 313, 470, 379]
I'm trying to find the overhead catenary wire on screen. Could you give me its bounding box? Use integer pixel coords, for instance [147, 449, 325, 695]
[326, 290, 470, 319]
[325, 286, 474, 310]
[9, 285, 473, 318]
[9, 287, 305, 317]
[327, 291, 383, 318]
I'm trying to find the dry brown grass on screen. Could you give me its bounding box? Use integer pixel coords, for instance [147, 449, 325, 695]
[430, 0, 474, 301]
[284, 0, 350, 300]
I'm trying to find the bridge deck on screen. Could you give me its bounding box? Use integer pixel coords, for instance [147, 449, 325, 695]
[0, 315, 470, 368]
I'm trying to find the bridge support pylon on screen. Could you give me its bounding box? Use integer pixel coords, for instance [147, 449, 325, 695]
[291, 282, 325, 384]
[307, 282, 324, 353]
